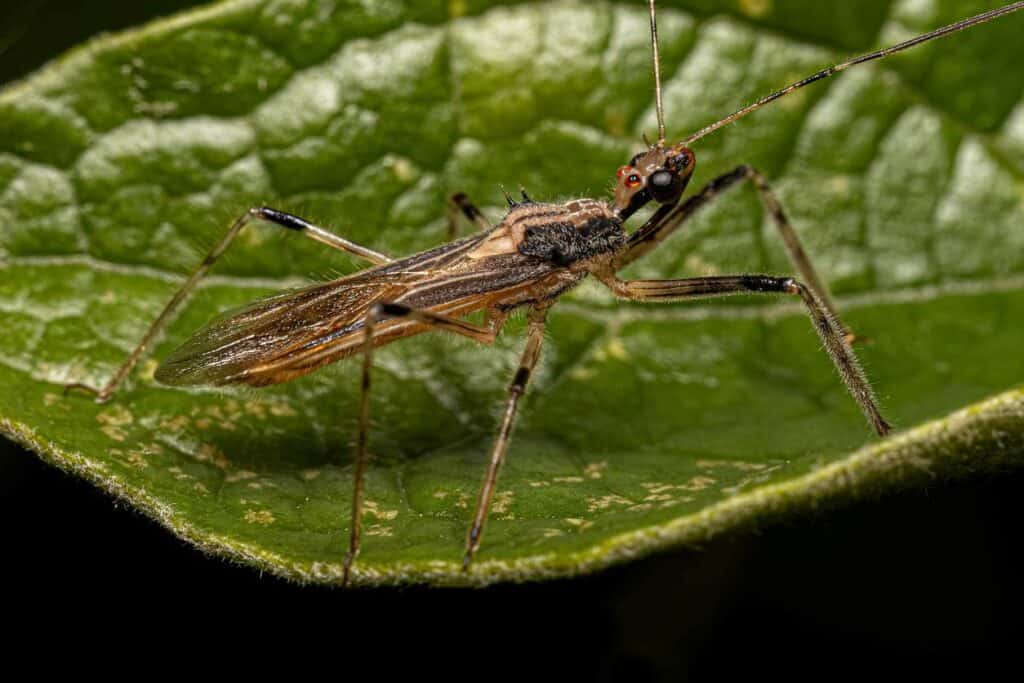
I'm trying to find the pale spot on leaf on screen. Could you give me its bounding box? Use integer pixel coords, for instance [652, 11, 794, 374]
[269, 402, 298, 417]
[364, 500, 399, 521]
[696, 459, 766, 471]
[586, 494, 633, 512]
[244, 509, 275, 526]
[195, 443, 231, 470]
[491, 489, 514, 515]
[168, 466, 191, 481]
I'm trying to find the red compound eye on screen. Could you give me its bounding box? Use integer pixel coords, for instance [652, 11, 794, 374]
[617, 166, 642, 188]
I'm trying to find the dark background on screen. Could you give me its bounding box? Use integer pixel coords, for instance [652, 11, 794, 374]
[1, 1, 1021, 677]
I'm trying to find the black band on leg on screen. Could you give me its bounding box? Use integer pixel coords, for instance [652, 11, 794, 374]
[253, 206, 312, 232]
[511, 366, 531, 390]
[738, 275, 789, 293]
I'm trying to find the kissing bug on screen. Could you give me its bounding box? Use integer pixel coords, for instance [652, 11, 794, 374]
[65, 0, 1024, 585]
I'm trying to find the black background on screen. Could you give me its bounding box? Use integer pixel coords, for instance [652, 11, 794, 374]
[1, 1, 1021, 677]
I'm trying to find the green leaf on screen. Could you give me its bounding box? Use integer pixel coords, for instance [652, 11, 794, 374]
[2, 0, 1023, 586]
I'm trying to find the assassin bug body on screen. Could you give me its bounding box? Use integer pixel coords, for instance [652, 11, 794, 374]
[66, 1, 1024, 584]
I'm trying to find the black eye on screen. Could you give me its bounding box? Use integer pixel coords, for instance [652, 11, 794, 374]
[650, 170, 673, 188]
[648, 168, 683, 203]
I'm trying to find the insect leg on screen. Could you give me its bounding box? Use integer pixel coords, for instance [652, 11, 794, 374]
[343, 303, 508, 587]
[250, 207, 393, 265]
[616, 166, 750, 268]
[446, 192, 491, 239]
[597, 271, 890, 437]
[462, 305, 549, 572]
[64, 206, 391, 403]
[616, 165, 852, 340]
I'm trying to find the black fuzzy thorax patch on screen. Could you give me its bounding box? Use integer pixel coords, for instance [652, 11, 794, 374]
[515, 200, 626, 266]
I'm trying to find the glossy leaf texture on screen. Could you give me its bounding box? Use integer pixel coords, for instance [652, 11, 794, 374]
[1, 0, 1023, 586]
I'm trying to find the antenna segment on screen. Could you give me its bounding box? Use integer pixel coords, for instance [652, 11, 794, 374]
[649, 0, 666, 145]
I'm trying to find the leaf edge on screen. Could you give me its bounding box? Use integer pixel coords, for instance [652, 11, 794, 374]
[4, 386, 1022, 587]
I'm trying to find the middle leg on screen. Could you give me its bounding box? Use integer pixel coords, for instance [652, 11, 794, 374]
[463, 305, 550, 571]
[342, 303, 508, 586]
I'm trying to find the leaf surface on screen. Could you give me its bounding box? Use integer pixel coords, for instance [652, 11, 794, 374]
[1, 0, 1023, 585]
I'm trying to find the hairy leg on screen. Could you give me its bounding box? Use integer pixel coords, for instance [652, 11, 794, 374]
[343, 303, 508, 586]
[616, 165, 852, 340]
[463, 305, 549, 571]
[597, 271, 890, 437]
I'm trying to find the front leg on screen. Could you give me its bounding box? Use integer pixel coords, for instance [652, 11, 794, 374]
[616, 165, 853, 342]
[598, 271, 890, 437]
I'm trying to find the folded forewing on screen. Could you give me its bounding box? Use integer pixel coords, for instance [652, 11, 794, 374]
[154, 274, 406, 387]
[154, 239, 565, 388]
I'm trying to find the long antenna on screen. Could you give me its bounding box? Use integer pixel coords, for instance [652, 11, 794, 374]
[682, 1, 1024, 145]
[649, 0, 666, 145]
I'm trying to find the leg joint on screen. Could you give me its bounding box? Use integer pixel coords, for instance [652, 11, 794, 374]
[738, 164, 767, 185]
[782, 278, 804, 296]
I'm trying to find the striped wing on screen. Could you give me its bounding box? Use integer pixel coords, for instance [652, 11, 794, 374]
[154, 274, 407, 387]
[153, 224, 566, 388]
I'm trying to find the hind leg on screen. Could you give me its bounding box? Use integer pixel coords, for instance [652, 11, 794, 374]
[64, 207, 391, 403]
